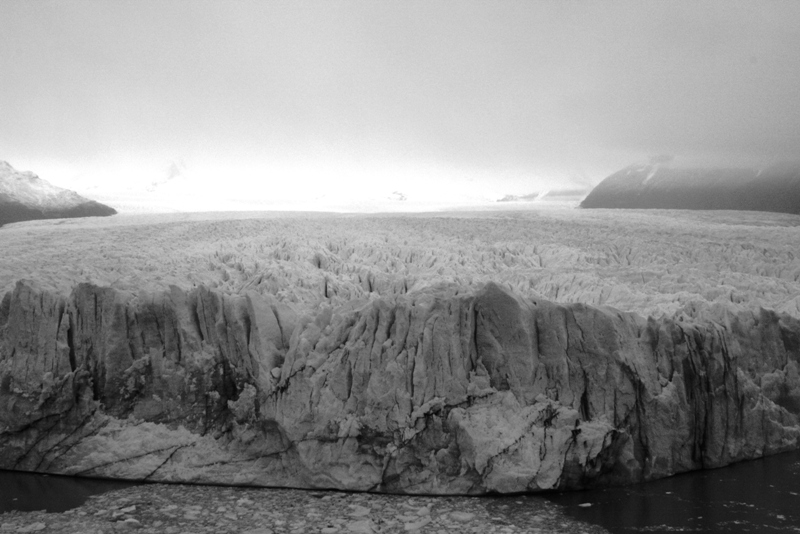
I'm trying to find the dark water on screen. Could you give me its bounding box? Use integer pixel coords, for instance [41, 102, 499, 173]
[543, 449, 800, 533]
[0, 470, 139, 513]
[2, 452, 800, 532]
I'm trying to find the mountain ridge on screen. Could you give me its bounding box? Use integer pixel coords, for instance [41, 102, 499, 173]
[0, 161, 117, 226]
[581, 164, 800, 214]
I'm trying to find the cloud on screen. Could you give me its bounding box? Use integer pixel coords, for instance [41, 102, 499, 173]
[2, 0, 799, 201]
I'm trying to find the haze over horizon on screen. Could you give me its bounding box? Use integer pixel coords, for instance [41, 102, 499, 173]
[3, 1, 800, 211]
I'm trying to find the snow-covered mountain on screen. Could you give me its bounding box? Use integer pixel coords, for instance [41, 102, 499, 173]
[497, 188, 589, 203]
[0, 161, 117, 226]
[581, 163, 800, 214]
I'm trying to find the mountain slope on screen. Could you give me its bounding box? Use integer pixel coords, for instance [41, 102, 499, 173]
[0, 161, 117, 226]
[581, 164, 800, 214]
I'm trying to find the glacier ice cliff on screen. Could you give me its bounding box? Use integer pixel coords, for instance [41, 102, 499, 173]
[2, 280, 799, 493]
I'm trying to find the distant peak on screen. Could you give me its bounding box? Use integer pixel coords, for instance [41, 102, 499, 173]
[582, 162, 800, 214]
[0, 160, 20, 175]
[0, 160, 117, 225]
[0, 161, 41, 180]
[148, 160, 188, 191]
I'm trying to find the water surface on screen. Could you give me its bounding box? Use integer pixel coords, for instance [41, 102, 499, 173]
[0, 470, 139, 513]
[543, 449, 800, 533]
[3, 451, 800, 533]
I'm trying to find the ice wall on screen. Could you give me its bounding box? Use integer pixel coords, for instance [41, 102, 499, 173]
[2, 280, 798, 493]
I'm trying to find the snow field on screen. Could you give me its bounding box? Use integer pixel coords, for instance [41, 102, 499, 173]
[1, 208, 798, 319]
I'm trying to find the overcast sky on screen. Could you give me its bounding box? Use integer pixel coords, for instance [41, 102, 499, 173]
[2, 1, 800, 207]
